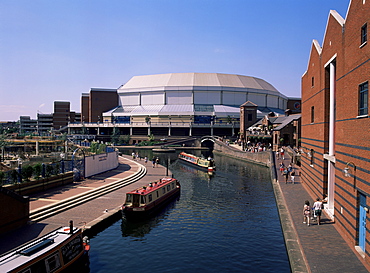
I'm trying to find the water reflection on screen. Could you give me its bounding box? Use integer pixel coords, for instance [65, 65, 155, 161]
[120, 197, 180, 239]
[90, 149, 290, 272]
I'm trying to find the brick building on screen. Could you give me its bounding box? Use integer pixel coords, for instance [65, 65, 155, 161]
[81, 88, 118, 123]
[301, 0, 370, 263]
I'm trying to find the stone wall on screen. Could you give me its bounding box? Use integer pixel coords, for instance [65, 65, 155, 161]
[213, 140, 271, 167]
[4, 172, 74, 196]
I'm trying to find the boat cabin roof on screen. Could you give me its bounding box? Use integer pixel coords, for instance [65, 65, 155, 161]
[179, 152, 196, 157]
[127, 177, 177, 195]
[0, 227, 80, 272]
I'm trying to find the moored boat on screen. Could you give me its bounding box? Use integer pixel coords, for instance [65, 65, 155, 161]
[122, 177, 180, 219]
[0, 222, 90, 273]
[178, 152, 216, 173]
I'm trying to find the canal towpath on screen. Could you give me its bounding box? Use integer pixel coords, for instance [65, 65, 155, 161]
[274, 150, 370, 273]
[1, 148, 370, 273]
[228, 143, 369, 273]
[0, 154, 170, 255]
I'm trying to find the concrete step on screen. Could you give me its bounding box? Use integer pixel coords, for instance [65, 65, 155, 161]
[29, 165, 146, 222]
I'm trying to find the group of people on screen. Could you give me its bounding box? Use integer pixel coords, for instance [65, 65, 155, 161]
[131, 152, 159, 168]
[276, 147, 285, 160]
[244, 143, 269, 153]
[303, 197, 326, 226]
[279, 161, 296, 184]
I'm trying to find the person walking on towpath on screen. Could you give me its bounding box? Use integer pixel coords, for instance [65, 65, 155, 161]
[312, 198, 323, 225]
[290, 170, 296, 184]
[283, 167, 290, 184]
[280, 147, 285, 160]
[279, 161, 285, 174]
[303, 200, 311, 226]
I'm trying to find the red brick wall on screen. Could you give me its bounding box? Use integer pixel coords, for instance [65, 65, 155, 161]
[302, 0, 370, 264]
[89, 90, 118, 123]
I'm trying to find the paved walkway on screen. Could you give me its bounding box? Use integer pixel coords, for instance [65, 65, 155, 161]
[0, 155, 169, 255]
[229, 144, 369, 272]
[277, 151, 369, 272]
[1, 149, 370, 272]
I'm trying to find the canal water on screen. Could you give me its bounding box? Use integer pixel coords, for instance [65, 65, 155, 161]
[88, 150, 290, 272]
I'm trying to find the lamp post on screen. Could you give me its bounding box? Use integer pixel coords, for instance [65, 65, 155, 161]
[60, 153, 65, 174]
[17, 158, 22, 183]
[343, 162, 356, 177]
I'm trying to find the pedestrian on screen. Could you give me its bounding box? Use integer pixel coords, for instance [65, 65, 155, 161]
[144, 156, 148, 164]
[132, 152, 136, 160]
[303, 200, 311, 226]
[276, 150, 280, 159]
[283, 168, 289, 183]
[312, 198, 323, 225]
[152, 157, 156, 168]
[155, 157, 159, 167]
[280, 147, 285, 160]
[279, 161, 285, 174]
[287, 163, 292, 173]
[290, 170, 295, 184]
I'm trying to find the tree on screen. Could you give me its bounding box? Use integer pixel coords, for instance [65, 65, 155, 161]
[89, 141, 99, 154]
[111, 127, 120, 145]
[148, 134, 154, 141]
[0, 134, 7, 162]
[0, 171, 5, 185]
[46, 164, 54, 177]
[97, 143, 106, 154]
[118, 135, 130, 145]
[21, 165, 34, 181]
[33, 163, 42, 179]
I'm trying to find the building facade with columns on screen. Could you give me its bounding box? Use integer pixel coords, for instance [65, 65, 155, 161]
[93, 73, 289, 139]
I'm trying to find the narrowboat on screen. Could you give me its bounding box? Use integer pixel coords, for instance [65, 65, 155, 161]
[0, 222, 90, 273]
[122, 177, 180, 218]
[178, 152, 216, 173]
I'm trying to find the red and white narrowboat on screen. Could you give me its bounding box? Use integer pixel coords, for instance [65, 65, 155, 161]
[122, 177, 180, 218]
[178, 152, 216, 173]
[0, 222, 90, 273]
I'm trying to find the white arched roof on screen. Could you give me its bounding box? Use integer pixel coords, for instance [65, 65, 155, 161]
[118, 73, 282, 95]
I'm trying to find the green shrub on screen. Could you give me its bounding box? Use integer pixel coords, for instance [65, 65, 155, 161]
[21, 165, 33, 181]
[33, 163, 42, 179]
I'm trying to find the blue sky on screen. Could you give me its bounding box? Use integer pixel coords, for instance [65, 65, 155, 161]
[0, 0, 350, 121]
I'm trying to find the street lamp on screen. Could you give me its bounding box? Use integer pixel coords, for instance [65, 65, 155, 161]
[17, 158, 22, 183]
[60, 153, 65, 174]
[343, 162, 356, 177]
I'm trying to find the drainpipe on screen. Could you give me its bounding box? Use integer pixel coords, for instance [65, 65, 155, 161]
[327, 62, 336, 214]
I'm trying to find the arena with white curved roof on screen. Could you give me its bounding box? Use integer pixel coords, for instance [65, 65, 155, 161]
[111, 72, 287, 117]
[74, 73, 292, 140]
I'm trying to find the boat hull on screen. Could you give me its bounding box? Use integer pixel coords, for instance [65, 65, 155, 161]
[0, 227, 89, 273]
[123, 187, 180, 219]
[178, 157, 215, 174]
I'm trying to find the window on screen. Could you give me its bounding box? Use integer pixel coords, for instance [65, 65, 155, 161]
[361, 23, 367, 45]
[141, 195, 146, 204]
[311, 77, 314, 87]
[311, 106, 315, 123]
[248, 114, 253, 121]
[359, 82, 368, 116]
